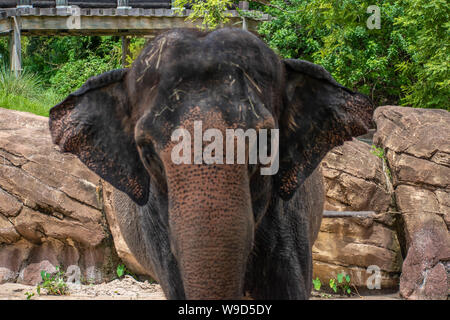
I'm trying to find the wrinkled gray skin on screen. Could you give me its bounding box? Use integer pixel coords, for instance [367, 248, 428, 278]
[49, 28, 373, 299]
[107, 165, 323, 289]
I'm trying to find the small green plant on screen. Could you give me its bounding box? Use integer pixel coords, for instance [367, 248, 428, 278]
[116, 263, 137, 280]
[329, 273, 352, 295]
[370, 145, 385, 159]
[312, 277, 322, 291]
[116, 264, 125, 278]
[329, 278, 337, 293]
[371, 145, 392, 179]
[24, 291, 35, 300]
[37, 266, 69, 296]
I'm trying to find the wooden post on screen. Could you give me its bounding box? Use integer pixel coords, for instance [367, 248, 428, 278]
[121, 36, 130, 67]
[239, 2, 249, 30]
[9, 17, 21, 76]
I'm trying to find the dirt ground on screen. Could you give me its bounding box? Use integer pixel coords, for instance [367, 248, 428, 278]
[0, 275, 400, 300]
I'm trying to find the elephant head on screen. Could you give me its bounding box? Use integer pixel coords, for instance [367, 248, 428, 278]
[49, 28, 373, 299]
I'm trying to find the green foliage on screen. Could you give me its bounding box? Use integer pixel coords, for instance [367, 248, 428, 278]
[37, 266, 69, 296]
[328, 272, 352, 295]
[49, 56, 118, 97]
[329, 278, 337, 293]
[116, 264, 136, 280]
[370, 145, 385, 159]
[312, 277, 322, 291]
[257, 0, 448, 109]
[1, 35, 121, 117]
[126, 37, 148, 66]
[0, 65, 62, 116]
[0, 65, 41, 99]
[116, 264, 125, 278]
[173, 0, 234, 30]
[24, 36, 121, 86]
[24, 291, 35, 300]
[371, 145, 392, 178]
[395, 0, 450, 109]
[258, 0, 410, 106]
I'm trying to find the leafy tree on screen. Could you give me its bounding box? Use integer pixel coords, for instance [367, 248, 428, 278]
[24, 36, 121, 88]
[173, 0, 235, 30]
[175, 0, 448, 110]
[257, 0, 411, 106]
[395, 0, 449, 109]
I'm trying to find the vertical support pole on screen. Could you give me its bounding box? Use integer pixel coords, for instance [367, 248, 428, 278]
[10, 17, 21, 76]
[121, 36, 130, 67]
[239, 1, 249, 31]
[241, 17, 247, 31]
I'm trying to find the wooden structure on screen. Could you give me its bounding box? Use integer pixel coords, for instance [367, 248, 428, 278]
[0, 1, 268, 73]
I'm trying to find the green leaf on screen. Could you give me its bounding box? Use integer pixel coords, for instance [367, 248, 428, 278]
[329, 279, 337, 292]
[116, 264, 125, 278]
[312, 277, 322, 291]
[337, 273, 343, 284]
[345, 274, 351, 283]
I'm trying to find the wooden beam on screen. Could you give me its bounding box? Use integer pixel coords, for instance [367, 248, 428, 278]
[0, 8, 267, 36]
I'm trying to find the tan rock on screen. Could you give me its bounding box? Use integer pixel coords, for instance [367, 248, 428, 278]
[373, 106, 450, 159]
[392, 154, 450, 188]
[435, 190, 450, 228]
[0, 214, 20, 244]
[12, 206, 105, 247]
[312, 261, 400, 293]
[312, 215, 402, 290]
[374, 105, 450, 300]
[0, 239, 33, 283]
[321, 139, 392, 212]
[0, 188, 22, 217]
[0, 108, 118, 284]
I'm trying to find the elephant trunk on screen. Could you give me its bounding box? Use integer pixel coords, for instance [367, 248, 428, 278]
[165, 163, 254, 299]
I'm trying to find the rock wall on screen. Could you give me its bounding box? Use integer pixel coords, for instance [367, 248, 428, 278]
[313, 138, 403, 293]
[374, 106, 450, 300]
[0, 108, 119, 285]
[313, 106, 449, 300]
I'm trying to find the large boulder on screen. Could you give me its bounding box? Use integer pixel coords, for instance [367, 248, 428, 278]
[374, 106, 450, 300]
[0, 108, 120, 285]
[314, 139, 402, 292]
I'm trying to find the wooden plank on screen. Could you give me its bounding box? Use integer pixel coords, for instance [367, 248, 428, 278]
[5, 15, 254, 35]
[322, 211, 376, 218]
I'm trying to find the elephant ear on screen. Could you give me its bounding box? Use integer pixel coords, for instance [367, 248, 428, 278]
[49, 69, 150, 205]
[276, 59, 374, 200]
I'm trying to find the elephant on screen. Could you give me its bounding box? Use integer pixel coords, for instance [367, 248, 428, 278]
[49, 28, 373, 299]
